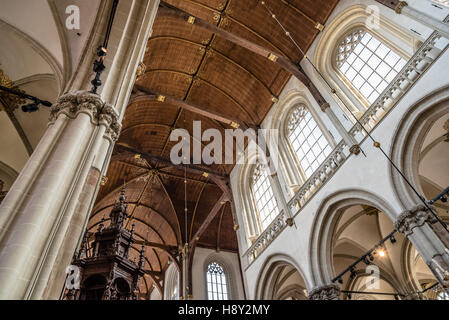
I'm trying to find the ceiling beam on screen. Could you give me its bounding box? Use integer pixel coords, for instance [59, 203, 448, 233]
[133, 84, 253, 131]
[114, 144, 229, 180]
[158, 3, 328, 107]
[189, 193, 229, 249]
[134, 240, 177, 253]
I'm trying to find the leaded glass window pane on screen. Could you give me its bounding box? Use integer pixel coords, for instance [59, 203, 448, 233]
[336, 29, 407, 104]
[206, 262, 228, 300]
[287, 105, 332, 178]
[252, 162, 279, 229]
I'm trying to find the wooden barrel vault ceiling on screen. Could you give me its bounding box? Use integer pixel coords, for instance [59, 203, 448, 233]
[89, 0, 339, 297]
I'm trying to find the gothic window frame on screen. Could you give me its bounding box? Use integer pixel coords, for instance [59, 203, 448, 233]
[313, 6, 415, 119]
[283, 104, 333, 182]
[249, 161, 280, 232]
[334, 27, 408, 107]
[205, 261, 230, 300]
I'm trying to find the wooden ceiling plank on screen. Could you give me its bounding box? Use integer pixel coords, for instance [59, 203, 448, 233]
[117, 142, 229, 180]
[159, 2, 328, 106]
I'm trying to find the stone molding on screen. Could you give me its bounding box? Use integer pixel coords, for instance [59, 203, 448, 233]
[395, 204, 437, 236]
[308, 284, 340, 300]
[49, 91, 121, 141]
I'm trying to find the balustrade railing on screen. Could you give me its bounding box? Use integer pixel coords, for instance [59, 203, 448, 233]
[350, 31, 449, 138]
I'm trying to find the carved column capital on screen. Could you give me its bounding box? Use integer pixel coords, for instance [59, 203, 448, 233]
[395, 204, 437, 236]
[49, 91, 121, 142]
[308, 284, 340, 300]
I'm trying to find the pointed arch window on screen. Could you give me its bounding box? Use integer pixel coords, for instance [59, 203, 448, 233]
[251, 162, 279, 230]
[336, 29, 407, 104]
[206, 262, 228, 300]
[287, 105, 332, 179]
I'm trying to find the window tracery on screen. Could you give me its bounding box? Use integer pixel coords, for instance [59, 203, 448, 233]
[206, 262, 228, 300]
[336, 29, 407, 104]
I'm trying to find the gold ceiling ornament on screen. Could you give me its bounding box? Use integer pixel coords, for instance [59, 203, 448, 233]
[192, 76, 201, 87]
[135, 62, 146, 78]
[271, 96, 279, 103]
[100, 176, 108, 186]
[204, 47, 215, 58]
[213, 12, 220, 22]
[157, 95, 166, 102]
[268, 53, 278, 62]
[0, 69, 13, 88]
[230, 122, 239, 129]
[315, 22, 325, 32]
[233, 224, 239, 231]
[219, 17, 230, 28]
[187, 16, 195, 24]
[0, 69, 25, 112]
[395, 1, 408, 14]
[217, 2, 226, 11]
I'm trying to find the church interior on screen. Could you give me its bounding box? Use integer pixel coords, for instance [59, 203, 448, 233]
[0, 0, 449, 301]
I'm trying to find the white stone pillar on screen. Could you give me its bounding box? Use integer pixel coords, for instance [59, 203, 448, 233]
[395, 204, 449, 292]
[0, 0, 160, 300]
[320, 103, 360, 155]
[269, 172, 295, 227]
[0, 92, 120, 300]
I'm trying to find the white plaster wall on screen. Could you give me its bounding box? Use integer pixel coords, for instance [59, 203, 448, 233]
[230, 0, 449, 299]
[191, 247, 245, 300]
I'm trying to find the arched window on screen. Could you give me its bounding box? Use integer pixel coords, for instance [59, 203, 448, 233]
[251, 162, 279, 230]
[336, 29, 407, 104]
[286, 105, 332, 179]
[206, 262, 228, 300]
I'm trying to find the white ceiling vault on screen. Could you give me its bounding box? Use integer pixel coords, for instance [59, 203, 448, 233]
[0, 0, 101, 189]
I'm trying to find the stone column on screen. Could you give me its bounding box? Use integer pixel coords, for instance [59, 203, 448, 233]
[308, 284, 341, 300]
[0, 92, 120, 300]
[376, 0, 449, 39]
[320, 103, 360, 155]
[269, 172, 295, 227]
[395, 204, 449, 292]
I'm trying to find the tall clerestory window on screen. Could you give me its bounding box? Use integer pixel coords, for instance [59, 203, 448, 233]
[206, 262, 228, 300]
[251, 162, 279, 230]
[336, 29, 407, 104]
[287, 105, 332, 179]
